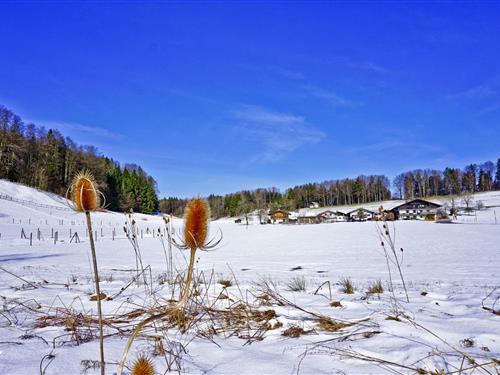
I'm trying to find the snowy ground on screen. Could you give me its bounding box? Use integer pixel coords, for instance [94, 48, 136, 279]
[0, 180, 499, 374]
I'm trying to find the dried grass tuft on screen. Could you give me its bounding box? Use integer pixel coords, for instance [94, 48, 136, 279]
[282, 325, 307, 338]
[340, 277, 354, 294]
[367, 280, 384, 294]
[286, 276, 306, 292]
[317, 317, 352, 332]
[218, 277, 233, 288]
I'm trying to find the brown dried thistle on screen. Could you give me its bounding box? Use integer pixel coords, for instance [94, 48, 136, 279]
[69, 170, 101, 212]
[131, 355, 155, 375]
[68, 171, 105, 375]
[172, 198, 222, 308]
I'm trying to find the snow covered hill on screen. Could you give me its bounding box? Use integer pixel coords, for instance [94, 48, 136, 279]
[0, 179, 169, 241]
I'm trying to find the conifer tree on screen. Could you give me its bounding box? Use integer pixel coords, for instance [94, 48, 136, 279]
[495, 158, 500, 189]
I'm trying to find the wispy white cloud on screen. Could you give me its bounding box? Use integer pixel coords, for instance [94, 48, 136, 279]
[302, 84, 358, 108]
[447, 76, 500, 101]
[268, 66, 305, 80]
[479, 101, 500, 115]
[233, 105, 304, 125]
[446, 77, 500, 117]
[32, 120, 122, 140]
[236, 63, 360, 109]
[344, 139, 445, 156]
[341, 58, 388, 74]
[447, 83, 498, 101]
[232, 105, 325, 162]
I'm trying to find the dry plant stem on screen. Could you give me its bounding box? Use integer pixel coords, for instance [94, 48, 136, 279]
[0, 266, 40, 289]
[164, 215, 174, 283]
[378, 219, 409, 303]
[125, 216, 148, 290]
[381, 239, 399, 316]
[178, 247, 197, 308]
[85, 211, 105, 375]
[116, 309, 173, 375]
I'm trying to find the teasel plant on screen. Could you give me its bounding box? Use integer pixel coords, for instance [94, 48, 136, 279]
[67, 171, 106, 375]
[123, 211, 150, 292]
[171, 197, 222, 309]
[131, 355, 155, 375]
[117, 198, 222, 375]
[376, 206, 410, 312]
[158, 214, 174, 285]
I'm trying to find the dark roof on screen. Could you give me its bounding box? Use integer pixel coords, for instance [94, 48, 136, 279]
[347, 208, 376, 215]
[393, 199, 442, 210]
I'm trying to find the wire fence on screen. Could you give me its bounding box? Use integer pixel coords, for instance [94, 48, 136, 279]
[0, 193, 72, 212]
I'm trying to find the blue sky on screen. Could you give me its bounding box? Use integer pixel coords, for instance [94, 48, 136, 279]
[1, 2, 499, 197]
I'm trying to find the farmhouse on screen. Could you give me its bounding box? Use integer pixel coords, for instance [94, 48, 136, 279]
[269, 209, 289, 224]
[237, 211, 268, 225]
[317, 210, 348, 223]
[393, 199, 442, 220]
[348, 208, 376, 222]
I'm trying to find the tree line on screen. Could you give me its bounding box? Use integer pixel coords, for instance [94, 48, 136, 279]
[0, 105, 159, 213]
[159, 175, 392, 218]
[159, 161, 500, 218]
[393, 160, 500, 200]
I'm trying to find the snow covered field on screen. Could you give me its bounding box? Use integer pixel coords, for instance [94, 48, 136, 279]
[0, 180, 499, 374]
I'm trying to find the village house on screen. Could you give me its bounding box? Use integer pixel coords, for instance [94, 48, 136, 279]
[269, 209, 290, 224]
[317, 210, 348, 223]
[297, 215, 319, 224]
[393, 199, 442, 220]
[236, 211, 269, 225]
[297, 210, 349, 224]
[348, 208, 376, 222]
[309, 201, 320, 209]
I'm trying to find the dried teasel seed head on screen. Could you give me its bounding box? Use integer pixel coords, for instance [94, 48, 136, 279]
[70, 171, 100, 212]
[131, 355, 155, 375]
[184, 198, 210, 249]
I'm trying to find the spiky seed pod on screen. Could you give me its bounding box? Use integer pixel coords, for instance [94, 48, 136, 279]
[131, 355, 155, 375]
[184, 198, 209, 249]
[70, 171, 100, 212]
